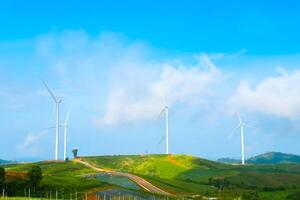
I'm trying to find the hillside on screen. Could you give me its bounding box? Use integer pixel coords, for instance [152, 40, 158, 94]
[4, 154, 300, 199]
[247, 152, 300, 164]
[81, 154, 227, 179]
[217, 157, 241, 164]
[81, 154, 300, 198]
[4, 161, 109, 197]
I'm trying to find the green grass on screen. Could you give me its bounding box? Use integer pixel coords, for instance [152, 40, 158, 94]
[0, 198, 47, 200]
[82, 154, 226, 179]
[258, 190, 297, 200]
[139, 175, 216, 195]
[5, 154, 300, 199]
[81, 154, 300, 198]
[4, 160, 109, 195]
[5, 161, 95, 175]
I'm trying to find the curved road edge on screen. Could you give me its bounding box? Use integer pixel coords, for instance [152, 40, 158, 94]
[74, 158, 172, 196]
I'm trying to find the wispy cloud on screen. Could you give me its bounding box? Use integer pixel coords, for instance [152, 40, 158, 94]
[17, 131, 48, 156]
[31, 30, 225, 125]
[99, 54, 222, 125]
[228, 68, 300, 120]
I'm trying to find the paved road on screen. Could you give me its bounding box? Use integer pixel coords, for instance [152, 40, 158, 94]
[74, 158, 172, 196]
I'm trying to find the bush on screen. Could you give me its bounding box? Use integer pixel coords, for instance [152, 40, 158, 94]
[208, 177, 230, 190]
[286, 190, 300, 200]
[241, 191, 259, 200]
[27, 165, 42, 189]
[0, 167, 5, 185]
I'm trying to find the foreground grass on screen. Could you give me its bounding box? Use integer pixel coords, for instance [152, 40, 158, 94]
[0, 198, 46, 200]
[4, 161, 110, 196]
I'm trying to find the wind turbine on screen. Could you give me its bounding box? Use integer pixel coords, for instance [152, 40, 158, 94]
[229, 113, 253, 165]
[63, 107, 72, 161]
[42, 80, 61, 161]
[159, 104, 169, 154]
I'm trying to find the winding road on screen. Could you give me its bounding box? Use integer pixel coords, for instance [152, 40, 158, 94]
[74, 158, 172, 196]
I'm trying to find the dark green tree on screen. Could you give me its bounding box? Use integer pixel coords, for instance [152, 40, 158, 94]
[287, 190, 300, 200]
[0, 167, 5, 186]
[241, 191, 259, 200]
[208, 177, 230, 190]
[27, 165, 42, 189]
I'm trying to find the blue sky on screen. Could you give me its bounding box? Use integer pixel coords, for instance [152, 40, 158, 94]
[1, 0, 300, 161]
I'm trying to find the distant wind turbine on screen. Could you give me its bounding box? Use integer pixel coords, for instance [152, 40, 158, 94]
[229, 113, 253, 165]
[63, 107, 72, 161]
[159, 104, 169, 154]
[42, 80, 61, 161]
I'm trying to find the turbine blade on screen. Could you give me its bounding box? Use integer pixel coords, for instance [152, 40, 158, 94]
[45, 126, 56, 130]
[244, 123, 255, 129]
[158, 106, 166, 118]
[65, 106, 72, 124]
[41, 79, 58, 103]
[228, 125, 240, 139]
[156, 136, 165, 149]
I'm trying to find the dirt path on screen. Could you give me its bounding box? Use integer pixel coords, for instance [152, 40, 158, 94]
[74, 158, 172, 196]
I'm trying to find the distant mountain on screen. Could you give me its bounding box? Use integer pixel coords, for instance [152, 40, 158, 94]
[0, 159, 11, 165]
[217, 157, 241, 164]
[247, 152, 300, 164]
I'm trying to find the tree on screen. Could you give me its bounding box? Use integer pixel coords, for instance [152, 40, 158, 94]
[27, 165, 42, 189]
[0, 167, 5, 186]
[287, 190, 300, 200]
[208, 177, 230, 190]
[241, 191, 259, 200]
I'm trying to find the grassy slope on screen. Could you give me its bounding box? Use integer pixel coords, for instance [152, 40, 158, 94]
[4, 161, 109, 193]
[82, 154, 223, 195]
[82, 154, 227, 178]
[82, 154, 300, 197]
[5, 155, 300, 198]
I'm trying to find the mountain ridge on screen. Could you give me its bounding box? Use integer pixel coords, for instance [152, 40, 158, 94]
[247, 152, 300, 164]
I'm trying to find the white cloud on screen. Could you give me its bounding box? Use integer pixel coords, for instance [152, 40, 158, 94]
[17, 131, 47, 155]
[31, 30, 224, 126]
[228, 68, 300, 119]
[100, 55, 222, 124]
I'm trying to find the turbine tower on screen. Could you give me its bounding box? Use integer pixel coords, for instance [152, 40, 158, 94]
[63, 107, 72, 161]
[159, 104, 169, 154]
[229, 113, 253, 165]
[42, 80, 61, 161]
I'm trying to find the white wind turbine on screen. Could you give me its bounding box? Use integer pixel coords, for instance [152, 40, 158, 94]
[42, 80, 61, 161]
[159, 104, 169, 154]
[229, 113, 253, 165]
[63, 107, 72, 161]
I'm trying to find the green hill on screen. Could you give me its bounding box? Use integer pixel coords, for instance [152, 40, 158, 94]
[4, 154, 300, 199]
[81, 154, 226, 178]
[217, 157, 241, 164]
[4, 161, 109, 197]
[81, 154, 300, 198]
[247, 152, 300, 164]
